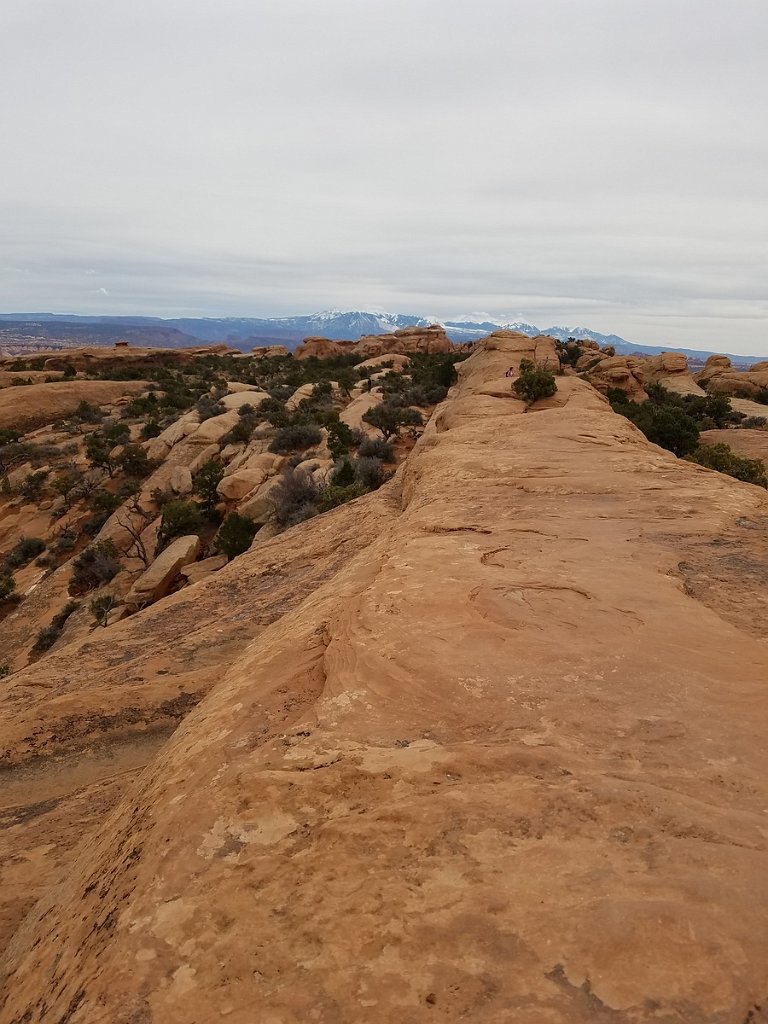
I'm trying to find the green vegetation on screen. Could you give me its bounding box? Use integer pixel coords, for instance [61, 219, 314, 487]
[156, 499, 203, 551]
[70, 541, 121, 592]
[216, 513, 259, 559]
[512, 360, 558, 404]
[687, 444, 767, 488]
[193, 459, 225, 519]
[33, 601, 79, 653]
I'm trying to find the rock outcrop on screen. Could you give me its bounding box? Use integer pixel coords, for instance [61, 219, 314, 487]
[3, 333, 768, 1022]
[0, 379, 149, 431]
[124, 535, 200, 609]
[294, 325, 453, 361]
[695, 355, 768, 398]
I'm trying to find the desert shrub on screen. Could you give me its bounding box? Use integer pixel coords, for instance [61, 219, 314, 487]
[512, 360, 558, 404]
[89, 593, 117, 627]
[0, 429, 21, 446]
[50, 529, 78, 555]
[362, 403, 423, 441]
[140, 419, 162, 439]
[4, 536, 46, 569]
[33, 624, 61, 652]
[196, 395, 226, 421]
[268, 423, 323, 454]
[193, 459, 225, 518]
[156, 499, 203, 551]
[71, 540, 121, 592]
[0, 664, 9, 678]
[272, 469, 320, 526]
[216, 513, 259, 559]
[125, 392, 159, 418]
[331, 458, 357, 487]
[687, 443, 768, 488]
[118, 444, 153, 478]
[755, 388, 768, 406]
[0, 574, 16, 601]
[33, 601, 79, 652]
[610, 390, 701, 457]
[317, 481, 369, 512]
[63, 364, 76, 378]
[355, 456, 387, 490]
[741, 416, 768, 429]
[357, 437, 394, 461]
[73, 400, 103, 424]
[327, 419, 353, 460]
[221, 413, 257, 446]
[20, 470, 49, 501]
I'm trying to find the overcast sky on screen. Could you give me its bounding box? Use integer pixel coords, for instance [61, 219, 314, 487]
[1, 0, 766, 352]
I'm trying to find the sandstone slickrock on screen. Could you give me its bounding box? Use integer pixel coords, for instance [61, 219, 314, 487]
[3, 336, 768, 1022]
[124, 535, 200, 609]
[0, 380, 149, 431]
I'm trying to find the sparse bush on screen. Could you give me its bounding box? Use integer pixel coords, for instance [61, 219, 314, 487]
[3, 536, 46, 569]
[512, 360, 558, 404]
[331, 459, 357, 487]
[216, 513, 259, 559]
[355, 456, 387, 490]
[0, 664, 9, 679]
[221, 414, 257, 446]
[741, 416, 767, 429]
[33, 601, 79, 652]
[196, 395, 226, 421]
[269, 423, 323, 454]
[118, 444, 153, 478]
[193, 459, 225, 518]
[140, 419, 162, 439]
[50, 529, 78, 555]
[33, 624, 61, 652]
[272, 469, 320, 526]
[0, 574, 16, 601]
[362, 403, 423, 441]
[687, 443, 768, 488]
[20, 470, 49, 501]
[90, 593, 117, 627]
[317, 481, 369, 512]
[357, 437, 394, 461]
[70, 540, 121, 592]
[156, 499, 203, 551]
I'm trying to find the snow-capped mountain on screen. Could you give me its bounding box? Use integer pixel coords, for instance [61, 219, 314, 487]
[3, 310, 760, 362]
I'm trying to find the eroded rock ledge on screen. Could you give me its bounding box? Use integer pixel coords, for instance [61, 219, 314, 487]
[2, 333, 768, 1023]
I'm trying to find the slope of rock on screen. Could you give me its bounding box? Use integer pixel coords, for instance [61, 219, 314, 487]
[3, 336, 768, 1022]
[0, 380, 149, 431]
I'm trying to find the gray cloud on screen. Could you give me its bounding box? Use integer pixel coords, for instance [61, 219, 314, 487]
[0, 0, 766, 351]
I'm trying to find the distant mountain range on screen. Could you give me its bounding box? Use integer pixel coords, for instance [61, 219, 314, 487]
[0, 310, 761, 364]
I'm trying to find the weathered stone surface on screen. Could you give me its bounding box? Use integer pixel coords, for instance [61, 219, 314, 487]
[124, 535, 200, 609]
[4, 333, 768, 1022]
[339, 390, 384, 436]
[188, 410, 240, 444]
[217, 467, 270, 501]
[218, 391, 268, 412]
[0, 380, 149, 432]
[584, 355, 648, 401]
[179, 554, 228, 584]
[237, 474, 285, 522]
[167, 465, 193, 496]
[356, 353, 411, 371]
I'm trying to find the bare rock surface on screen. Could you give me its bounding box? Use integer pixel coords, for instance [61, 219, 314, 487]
[3, 337, 768, 1021]
[0, 380, 148, 431]
[124, 536, 200, 609]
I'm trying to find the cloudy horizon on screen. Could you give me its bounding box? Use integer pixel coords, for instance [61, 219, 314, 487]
[1, 0, 766, 354]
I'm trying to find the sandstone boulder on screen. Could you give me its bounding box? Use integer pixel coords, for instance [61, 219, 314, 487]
[357, 353, 411, 372]
[339, 390, 384, 436]
[179, 554, 228, 584]
[293, 337, 347, 360]
[167, 465, 193, 497]
[124, 535, 200, 609]
[237, 474, 284, 523]
[188, 411, 240, 444]
[217, 467, 271, 502]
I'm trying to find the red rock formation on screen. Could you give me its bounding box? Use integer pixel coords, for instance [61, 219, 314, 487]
[4, 333, 768, 1021]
